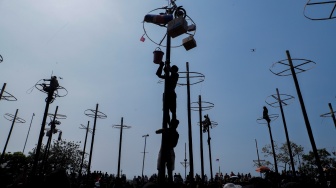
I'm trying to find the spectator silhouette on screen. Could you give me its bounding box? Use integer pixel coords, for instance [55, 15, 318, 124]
[44, 169, 71, 188]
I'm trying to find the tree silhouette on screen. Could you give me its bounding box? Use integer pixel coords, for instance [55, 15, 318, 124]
[29, 140, 87, 175]
[301, 148, 336, 176]
[261, 141, 304, 171]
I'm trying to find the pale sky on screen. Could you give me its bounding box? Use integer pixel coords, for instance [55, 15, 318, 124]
[1, 0, 336, 179]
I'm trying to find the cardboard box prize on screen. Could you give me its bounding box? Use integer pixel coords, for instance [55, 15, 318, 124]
[182, 35, 197, 51]
[167, 16, 188, 38]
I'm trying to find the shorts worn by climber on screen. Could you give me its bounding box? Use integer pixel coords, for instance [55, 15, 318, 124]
[156, 119, 180, 183]
[42, 76, 59, 93]
[156, 61, 179, 125]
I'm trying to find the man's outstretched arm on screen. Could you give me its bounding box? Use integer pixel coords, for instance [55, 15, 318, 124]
[156, 128, 167, 134]
[156, 61, 165, 79]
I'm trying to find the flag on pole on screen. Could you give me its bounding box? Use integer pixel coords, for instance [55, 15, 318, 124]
[140, 34, 145, 42]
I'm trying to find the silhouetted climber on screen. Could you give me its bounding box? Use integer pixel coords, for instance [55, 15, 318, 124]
[202, 114, 211, 133]
[42, 76, 59, 93]
[46, 120, 60, 136]
[58, 131, 62, 141]
[263, 106, 271, 123]
[156, 61, 179, 125]
[156, 119, 180, 183]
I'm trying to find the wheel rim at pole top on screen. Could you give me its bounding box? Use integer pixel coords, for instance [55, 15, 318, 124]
[1, 91, 17, 101]
[84, 109, 107, 119]
[190, 101, 214, 111]
[304, 1, 336, 20]
[265, 93, 295, 108]
[4, 113, 26, 123]
[270, 58, 315, 76]
[178, 71, 205, 86]
[256, 114, 279, 124]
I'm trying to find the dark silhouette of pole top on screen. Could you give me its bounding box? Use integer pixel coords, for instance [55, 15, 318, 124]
[42, 76, 59, 93]
[263, 106, 271, 123]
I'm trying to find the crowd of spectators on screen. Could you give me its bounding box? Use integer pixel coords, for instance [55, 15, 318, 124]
[75, 169, 335, 188]
[1, 168, 336, 188]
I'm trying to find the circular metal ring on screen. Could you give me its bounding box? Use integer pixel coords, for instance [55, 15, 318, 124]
[157, 71, 205, 86]
[35, 83, 48, 94]
[0, 91, 17, 101]
[320, 111, 336, 118]
[174, 7, 187, 18]
[54, 86, 68, 97]
[177, 72, 205, 86]
[47, 113, 67, 119]
[35, 84, 68, 98]
[84, 109, 107, 119]
[197, 121, 218, 128]
[265, 94, 295, 108]
[256, 114, 279, 124]
[79, 124, 93, 133]
[270, 58, 316, 76]
[46, 96, 55, 104]
[304, 1, 336, 21]
[4, 113, 26, 123]
[209, 121, 218, 128]
[112, 125, 132, 129]
[190, 101, 214, 111]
